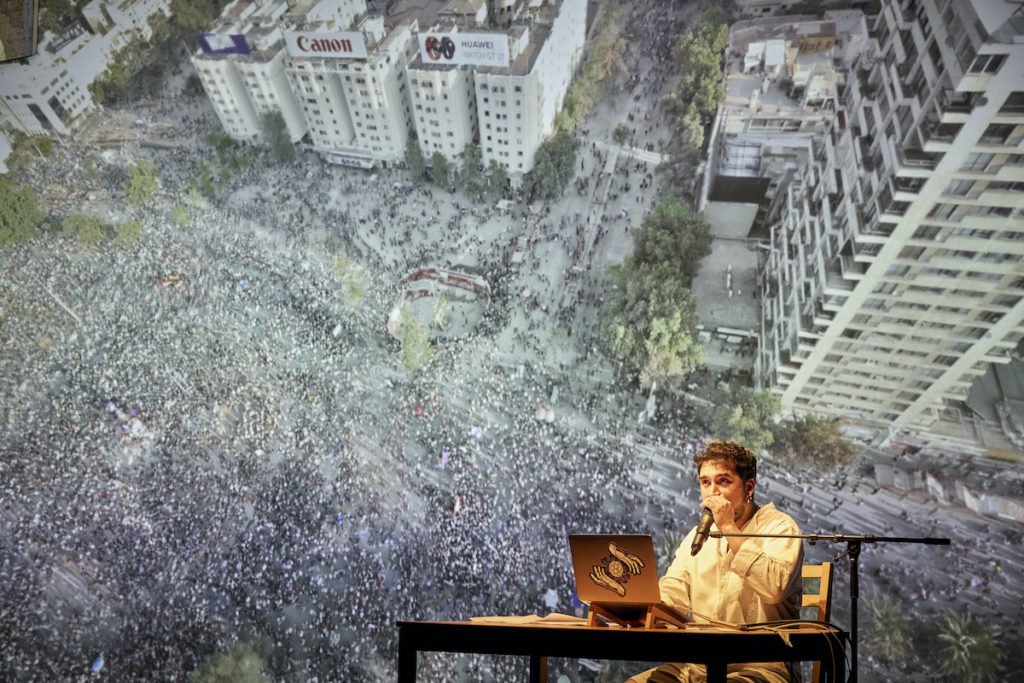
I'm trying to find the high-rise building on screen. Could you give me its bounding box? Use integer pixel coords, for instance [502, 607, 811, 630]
[755, 0, 1024, 446]
[284, 13, 416, 168]
[471, 0, 586, 175]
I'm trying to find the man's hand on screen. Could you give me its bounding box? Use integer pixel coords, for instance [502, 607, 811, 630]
[701, 494, 738, 532]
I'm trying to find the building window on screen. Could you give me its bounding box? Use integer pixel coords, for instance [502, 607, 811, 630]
[981, 124, 1016, 145]
[959, 152, 994, 172]
[943, 179, 974, 196]
[968, 53, 1006, 74]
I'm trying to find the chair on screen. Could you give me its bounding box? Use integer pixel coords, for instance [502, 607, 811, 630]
[801, 562, 834, 683]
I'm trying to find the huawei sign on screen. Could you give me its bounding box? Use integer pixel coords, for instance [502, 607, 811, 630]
[284, 30, 368, 59]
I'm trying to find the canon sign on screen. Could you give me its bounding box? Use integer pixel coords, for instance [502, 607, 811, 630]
[284, 30, 368, 59]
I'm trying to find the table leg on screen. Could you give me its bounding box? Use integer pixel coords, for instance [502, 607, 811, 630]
[706, 661, 727, 683]
[529, 654, 548, 683]
[397, 637, 417, 683]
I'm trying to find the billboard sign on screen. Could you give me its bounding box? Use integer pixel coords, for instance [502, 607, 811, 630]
[197, 33, 251, 55]
[418, 32, 509, 68]
[284, 30, 368, 59]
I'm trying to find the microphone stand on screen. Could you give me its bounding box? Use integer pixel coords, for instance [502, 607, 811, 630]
[709, 530, 951, 683]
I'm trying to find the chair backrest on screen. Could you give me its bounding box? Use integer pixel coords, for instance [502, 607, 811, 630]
[801, 562, 834, 683]
[801, 562, 833, 622]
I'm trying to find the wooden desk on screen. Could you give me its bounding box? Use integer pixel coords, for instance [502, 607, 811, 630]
[397, 620, 846, 683]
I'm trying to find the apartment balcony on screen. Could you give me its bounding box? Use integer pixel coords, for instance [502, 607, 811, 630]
[894, 145, 940, 173]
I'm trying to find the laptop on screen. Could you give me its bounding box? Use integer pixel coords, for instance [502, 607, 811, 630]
[568, 534, 690, 627]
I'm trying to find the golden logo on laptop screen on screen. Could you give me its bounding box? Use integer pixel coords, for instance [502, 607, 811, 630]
[588, 542, 646, 596]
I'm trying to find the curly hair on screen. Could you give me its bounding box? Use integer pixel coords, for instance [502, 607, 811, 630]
[693, 439, 757, 482]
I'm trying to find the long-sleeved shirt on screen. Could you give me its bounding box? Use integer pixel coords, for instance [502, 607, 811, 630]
[660, 502, 804, 626]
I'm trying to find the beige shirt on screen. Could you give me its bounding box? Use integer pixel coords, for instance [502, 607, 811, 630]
[660, 502, 804, 626]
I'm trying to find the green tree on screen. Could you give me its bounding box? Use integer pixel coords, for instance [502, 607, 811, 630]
[632, 198, 712, 282]
[613, 123, 631, 146]
[125, 159, 160, 206]
[864, 595, 913, 667]
[405, 136, 426, 182]
[112, 219, 142, 245]
[62, 213, 107, 246]
[678, 103, 704, 156]
[604, 260, 703, 387]
[171, 204, 191, 228]
[772, 414, 859, 472]
[332, 253, 367, 306]
[710, 384, 780, 453]
[457, 143, 484, 200]
[260, 112, 295, 164]
[398, 309, 432, 372]
[0, 180, 44, 247]
[525, 129, 579, 201]
[486, 160, 509, 197]
[171, 0, 221, 32]
[935, 610, 1002, 683]
[89, 62, 131, 104]
[429, 151, 452, 188]
[191, 641, 269, 683]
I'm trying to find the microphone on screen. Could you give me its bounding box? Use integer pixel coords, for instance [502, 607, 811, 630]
[691, 507, 714, 556]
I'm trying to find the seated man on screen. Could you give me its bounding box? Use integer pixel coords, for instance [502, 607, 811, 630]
[628, 440, 804, 683]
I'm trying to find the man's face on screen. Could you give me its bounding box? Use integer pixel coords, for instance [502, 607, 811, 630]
[698, 460, 754, 522]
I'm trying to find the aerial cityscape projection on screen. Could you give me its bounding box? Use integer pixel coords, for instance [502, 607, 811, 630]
[0, 0, 1022, 681]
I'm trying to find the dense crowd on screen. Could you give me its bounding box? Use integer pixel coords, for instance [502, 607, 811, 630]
[0, 4, 707, 680]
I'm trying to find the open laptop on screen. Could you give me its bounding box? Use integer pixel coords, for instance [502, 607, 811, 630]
[568, 534, 690, 627]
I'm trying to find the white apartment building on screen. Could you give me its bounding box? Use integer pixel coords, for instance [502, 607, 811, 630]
[755, 0, 1024, 446]
[405, 51, 478, 164]
[470, 0, 585, 175]
[0, 0, 171, 138]
[284, 13, 416, 168]
[191, 0, 320, 143]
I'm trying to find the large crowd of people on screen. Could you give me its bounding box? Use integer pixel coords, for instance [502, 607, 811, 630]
[4, 1, 1014, 681]
[0, 2, 707, 680]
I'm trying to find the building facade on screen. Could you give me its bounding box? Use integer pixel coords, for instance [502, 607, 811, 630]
[284, 15, 416, 167]
[755, 0, 1024, 443]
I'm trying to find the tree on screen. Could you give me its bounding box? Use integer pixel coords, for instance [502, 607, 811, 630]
[89, 62, 131, 104]
[864, 595, 913, 667]
[332, 253, 367, 306]
[613, 123, 631, 145]
[112, 219, 142, 245]
[772, 414, 859, 472]
[525, 129, 578, 201]
[0, 180, 44, 247]
[710, 384, 780, 453]
[429, 151, 452, 188]
[603, 260, 703, 387]
[457, 143, 484, 200]
[405, 136, 426, 182]
[398, 309, 432, 372]
[190, 641, 269, 683]
[935, 610, 1002, 683]
[62, 213, 107, 246]
[125, 159, 160, 206]
[260, 112, 295, 164]
[678, 103, 704, 156]
[171, 204, 191, 228]
[632, 198, 712, 282]
[171, 0, 221, 32]
[485, 160, 509, 198]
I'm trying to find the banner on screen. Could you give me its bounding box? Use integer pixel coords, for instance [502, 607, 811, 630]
[418, 32, 509, 68]
[284, 30, 368, 59]
[197, 33, 251, 55]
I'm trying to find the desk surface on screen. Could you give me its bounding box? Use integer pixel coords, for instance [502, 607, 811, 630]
[397, 620, 847, 682]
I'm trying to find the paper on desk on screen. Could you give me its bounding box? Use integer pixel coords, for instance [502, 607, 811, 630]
[469, 613, 589, 626]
